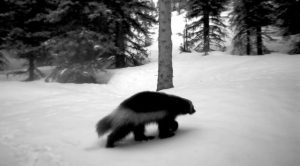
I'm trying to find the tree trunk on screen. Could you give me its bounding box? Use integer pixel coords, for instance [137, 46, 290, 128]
[27, 55, 35, 81]
[256, 26, 263, 55]
[115, 21, 126, 68]
[183, 18, 188, 51]
[203, 9, 210, 55]
[246, 28, 251, 55]
[157, 0, 173, 91]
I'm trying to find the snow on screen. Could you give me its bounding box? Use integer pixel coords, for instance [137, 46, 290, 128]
[1, 52, 299, 166]
[1, 12, 300, 166]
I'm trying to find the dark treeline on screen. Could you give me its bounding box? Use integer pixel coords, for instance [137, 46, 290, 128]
[231, 0, 300, 55]
[177, 0, 300, 56]
[0, 0, 299, 82]
[0, 0, 157, 81]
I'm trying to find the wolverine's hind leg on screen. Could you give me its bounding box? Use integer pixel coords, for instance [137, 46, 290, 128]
[106, 124, 133, 148]
[133, 125, 154, 141]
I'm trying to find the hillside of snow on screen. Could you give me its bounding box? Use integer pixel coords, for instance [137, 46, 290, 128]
[1, 12, 300, 166]
[1, 51, 300, 166]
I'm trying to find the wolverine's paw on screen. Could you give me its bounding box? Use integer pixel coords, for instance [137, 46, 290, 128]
[159, 132, 175, 139]
[135, 135, 155, 141]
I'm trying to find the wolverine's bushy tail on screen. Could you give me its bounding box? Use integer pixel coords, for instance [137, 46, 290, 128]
[96, 115, 112, 137]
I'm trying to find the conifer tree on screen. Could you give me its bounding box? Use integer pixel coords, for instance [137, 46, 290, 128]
[48, 0, 157, 69]
[230, 0, 275, 55]
[0, 0, 10, 47]
[105, 0, 157, 67]
[0, 52, 8, 71]
[178, 18, 192, 53]
[250, 0, 275, 55]
[274, 0, 300, 54]
[46, 0, 115, 69]
[186, 0, 228, 55]
[230, 0, 254, 55]
[44, 0, 157, 83]
[0, 0, 57, 80]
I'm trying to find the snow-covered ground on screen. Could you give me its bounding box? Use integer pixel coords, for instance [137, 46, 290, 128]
[1, 12, 300, 166]
[1, 51, 299, 166]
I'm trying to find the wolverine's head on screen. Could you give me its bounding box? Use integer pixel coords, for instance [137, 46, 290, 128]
[188, 100, 196, 114]
[179, 99, 196, 115]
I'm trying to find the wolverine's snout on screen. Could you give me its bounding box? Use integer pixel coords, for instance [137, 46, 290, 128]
[190, 108, 196, 114]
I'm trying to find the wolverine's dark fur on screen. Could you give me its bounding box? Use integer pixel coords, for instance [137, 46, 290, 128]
[96, 91, 196, 148]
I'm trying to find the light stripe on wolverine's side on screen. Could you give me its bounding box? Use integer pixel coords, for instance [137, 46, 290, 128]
[96, 91, 196, 148]
[96, 107, 167, 136]
[110, 107, 167, 126]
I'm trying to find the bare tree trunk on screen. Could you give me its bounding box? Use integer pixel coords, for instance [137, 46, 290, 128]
[203, 9, 210, 55]
[27, 55, 35, 81]
[256, 26, 263, 55]
[115, 21, 126, 68]
[246, 28, 251, 55]
[157, 0, 173, 91]
[183, 18, 188, 52]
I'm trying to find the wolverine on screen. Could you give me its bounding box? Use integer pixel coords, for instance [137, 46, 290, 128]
[96, 91, 196, 148]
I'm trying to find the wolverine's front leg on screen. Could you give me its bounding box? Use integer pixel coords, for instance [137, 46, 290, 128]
[133, 125, 154, 141]
[158, 118, 177, 139]
[168, 120, 178, 132]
